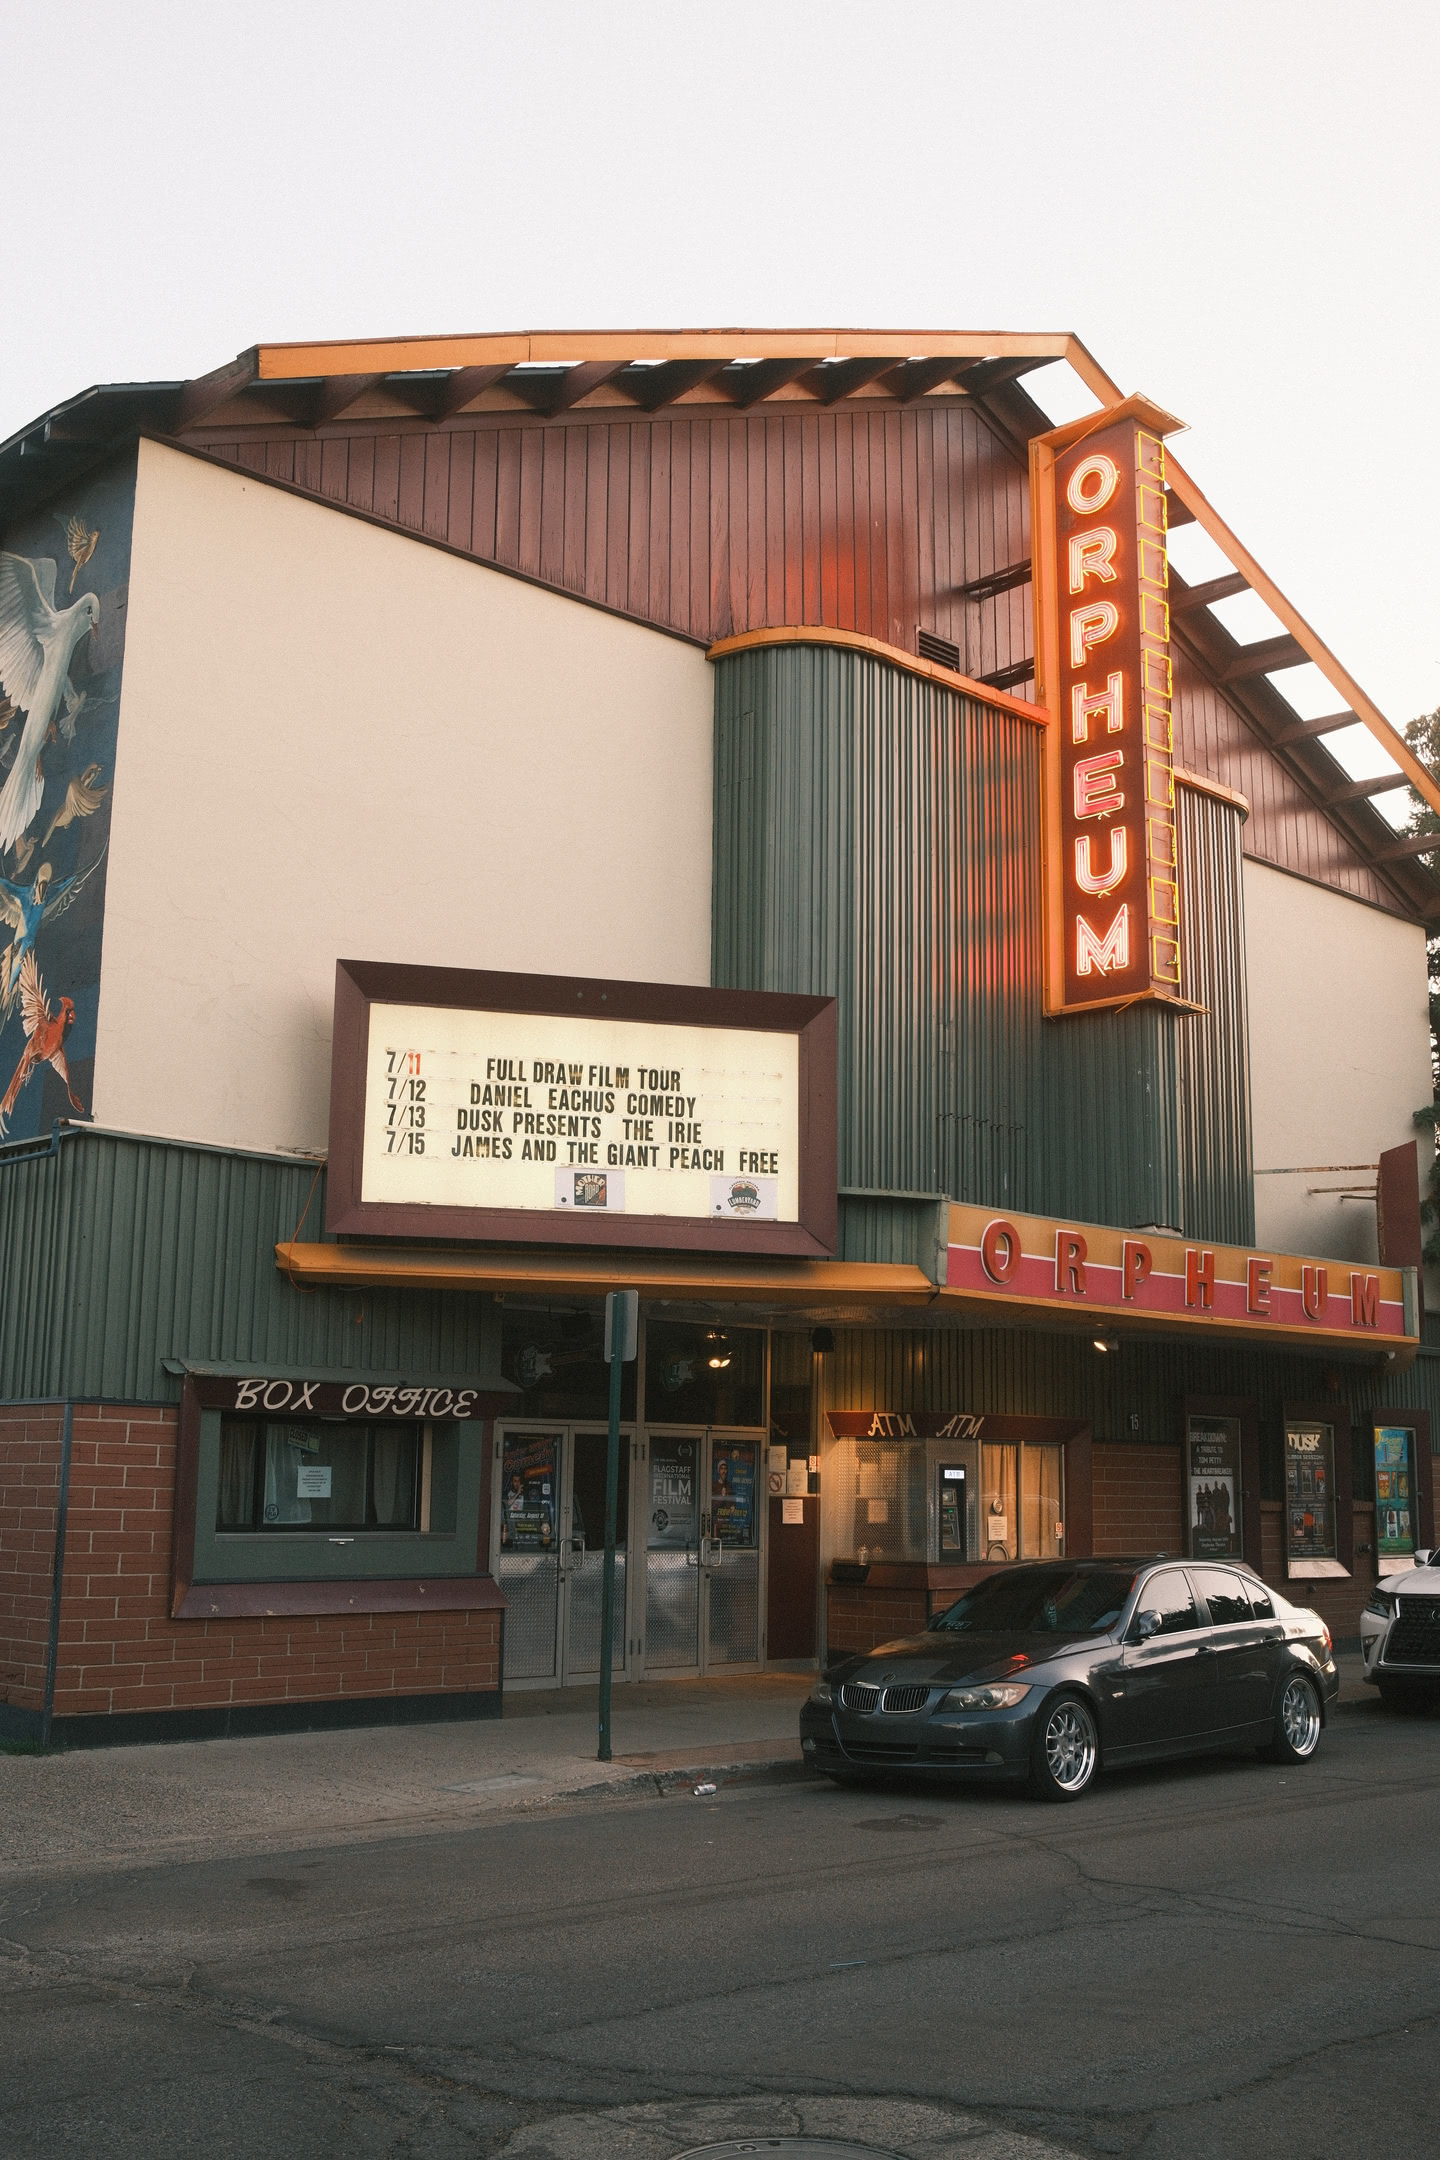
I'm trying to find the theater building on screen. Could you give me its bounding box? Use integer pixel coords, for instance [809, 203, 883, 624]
[0, 326, 1437, 1746]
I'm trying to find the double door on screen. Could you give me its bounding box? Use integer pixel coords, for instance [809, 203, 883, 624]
[493, 1423, 764, 1686]
[644, 1430, 763, 1676]
[493, 1424, 632, 1687]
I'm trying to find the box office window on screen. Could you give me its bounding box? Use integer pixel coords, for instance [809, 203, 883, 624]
[190, 1405, 485, 1585]
[217, 1419, 427, 1533]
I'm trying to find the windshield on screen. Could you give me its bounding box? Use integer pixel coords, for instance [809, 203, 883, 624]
[930, 1568, 1137, 1636]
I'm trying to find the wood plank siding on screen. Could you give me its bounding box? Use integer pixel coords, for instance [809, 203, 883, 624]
[196, 399, 1398, 914]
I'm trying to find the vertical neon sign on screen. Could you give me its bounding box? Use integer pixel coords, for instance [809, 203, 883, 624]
[1031, 395, 1188, 1016]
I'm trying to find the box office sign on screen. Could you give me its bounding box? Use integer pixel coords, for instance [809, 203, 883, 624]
[1030, 394, 1189, 1017]
[325, 960, 838, 1256]
[206, 1375, 487, 1419]
[946, 1203, 1417, 1351]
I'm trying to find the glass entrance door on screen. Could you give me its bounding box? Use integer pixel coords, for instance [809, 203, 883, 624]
[642, 1429, 762, 1675]
[494, 1424, 632, 1687]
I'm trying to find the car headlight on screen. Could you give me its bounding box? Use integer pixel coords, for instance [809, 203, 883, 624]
[1364, 1590, 1397, 1620]
[940, 1683, 1032, 1711]
[809, 1679, 833, 1704]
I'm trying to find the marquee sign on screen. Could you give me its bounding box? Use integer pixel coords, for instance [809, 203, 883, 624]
[1030, 394, 1189, 1016]
[325, 960, 838, 1257]
[946, 1203, 1418, 1354]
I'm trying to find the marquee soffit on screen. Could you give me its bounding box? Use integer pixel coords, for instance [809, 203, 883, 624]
[2, 325, 1434, 911]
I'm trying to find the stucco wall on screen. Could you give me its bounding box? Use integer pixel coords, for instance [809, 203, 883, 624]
[1244, 857, 1431, 1264]
[93, 440, 713, 1154]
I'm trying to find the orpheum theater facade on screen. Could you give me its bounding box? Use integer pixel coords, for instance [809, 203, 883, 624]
[1, 325, 1437, 1744]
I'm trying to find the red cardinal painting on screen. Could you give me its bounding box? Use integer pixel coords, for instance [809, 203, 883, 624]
[0, 951, 86, 1135]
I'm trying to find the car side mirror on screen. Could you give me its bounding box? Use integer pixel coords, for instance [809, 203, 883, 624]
[1415, 1550, 1435, 1569]
[1134, 1609, 1161, 1641]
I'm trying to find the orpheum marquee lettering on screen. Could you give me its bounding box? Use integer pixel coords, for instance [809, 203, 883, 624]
[1031, 394, 1188, 1016]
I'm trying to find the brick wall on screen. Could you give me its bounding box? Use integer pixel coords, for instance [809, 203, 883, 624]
[48, 1405, 499, 1727]
[0, 1406, 64, 1719]
[825, 1585, 928, 1659]
[1093, 1442, 1183, 1557]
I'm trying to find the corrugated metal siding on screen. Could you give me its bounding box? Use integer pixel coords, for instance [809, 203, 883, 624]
[1176, 785, 1256, 1243]
[817, 1321, 1440, 1440]
[713, 644, 1253, 1243]
[0, 1132, 499, 1403]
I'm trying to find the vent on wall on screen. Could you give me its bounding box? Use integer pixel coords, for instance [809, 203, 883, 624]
[917, 630, 962, 672]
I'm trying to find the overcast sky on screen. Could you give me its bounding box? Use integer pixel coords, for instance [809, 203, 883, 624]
[4, 1, 1436, 774]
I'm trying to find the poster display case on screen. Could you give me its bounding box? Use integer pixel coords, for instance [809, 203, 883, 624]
[1186, 1415, 1243, 1560]
[1283, 1419, 1348, 1578]
[1373, 1425, 1417, 1568]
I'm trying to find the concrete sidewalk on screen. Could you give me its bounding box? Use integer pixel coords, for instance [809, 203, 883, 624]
[0, 1673, 813, 1881]
[0, 1654, 1379, 1885]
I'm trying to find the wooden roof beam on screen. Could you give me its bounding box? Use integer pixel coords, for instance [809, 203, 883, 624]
[1376, 833, 1440, 862]
[1219, 633, 1309, 682]
[415, 364, 516, 419]
[796, 357, 900, 404]
[305, 374, 385, 426]
[880, 357, 967, 402]
[172, 349, 259, 431]
[1271, 708, 1362, 745]
[506, 361, 629, 415]
[617, 359, 732, 411]
[722, 359, 817, 408]
[1171, 571, 1248, 614]
[952, 355, 1051, 398]
[956, 559, 1032, 602]
[1326, 770, 1409, 805]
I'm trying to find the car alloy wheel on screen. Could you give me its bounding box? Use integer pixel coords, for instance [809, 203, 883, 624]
[1264, 1672, 1322, 1763]
[1031, 1693, 1098, 1801]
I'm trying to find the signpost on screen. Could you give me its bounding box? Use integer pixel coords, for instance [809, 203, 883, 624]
[598, 1288, 638, 1762]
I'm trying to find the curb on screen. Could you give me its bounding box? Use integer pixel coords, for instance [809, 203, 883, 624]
[533, 1753, 812, 1806]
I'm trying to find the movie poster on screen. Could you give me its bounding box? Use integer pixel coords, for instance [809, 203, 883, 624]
[648, 1436, 699, 1549]
[1283, 1424, 1336, 1560]
[711, 1444, 756, 1547]
[1186, 1418, 1242, 1559]
[499, 1434, 558, 1551]
[1374, 1427, 1415, 1558]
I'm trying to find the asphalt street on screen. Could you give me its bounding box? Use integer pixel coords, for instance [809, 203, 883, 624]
[3, 1692, 1438, 2160]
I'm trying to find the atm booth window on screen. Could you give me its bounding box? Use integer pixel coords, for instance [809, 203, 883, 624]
[833, 1438, 1065, 1566]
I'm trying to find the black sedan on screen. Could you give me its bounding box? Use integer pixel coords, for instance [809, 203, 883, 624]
[801, 1558, 1339, 1800]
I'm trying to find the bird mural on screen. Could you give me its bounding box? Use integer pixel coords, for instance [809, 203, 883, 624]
[64, 514, 99, 593]
[0, 951, 86, 1137]
[0, 553, 100, 852]
[43, 763, 108, 846]
[0, 847, 106, 1018]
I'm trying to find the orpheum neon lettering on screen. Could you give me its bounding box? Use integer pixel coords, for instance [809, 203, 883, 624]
[1055, 1230, 1088, 1294]
[1301, 1264, 1328, 1319]
[1075, 906, 1129, 976]
[1074, 749, 1124, 819]
[1122, 1239, 1152, 1299]
[1071, 673, 1123, 743]
[1351, 1272, 1379, 1327]
[1069, 600, 1119, 665]
[1068, 527, 1118, 592]
[1186, 1248, 1215, 1310]
[1066, 454, 1120, 514]
[1074, 827, 1128, 895]
[980, 1217, 1021, 1283]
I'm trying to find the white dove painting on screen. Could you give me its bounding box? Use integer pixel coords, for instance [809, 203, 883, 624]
[0, 553, 101, 852]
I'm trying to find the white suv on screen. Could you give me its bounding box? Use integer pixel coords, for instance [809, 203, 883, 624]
[1360, 1550, 1440, 1707]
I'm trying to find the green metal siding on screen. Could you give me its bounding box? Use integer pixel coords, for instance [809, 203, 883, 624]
[713, 644, 1254, 1245]
[0, 1130, 501, 1405]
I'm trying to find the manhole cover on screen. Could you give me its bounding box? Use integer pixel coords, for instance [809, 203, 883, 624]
[676, 2143, 906, 2158]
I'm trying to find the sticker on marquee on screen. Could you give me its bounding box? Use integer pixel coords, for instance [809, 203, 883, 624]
[555, 1167, 627, 1211]
[711, 1174, 779, 1220]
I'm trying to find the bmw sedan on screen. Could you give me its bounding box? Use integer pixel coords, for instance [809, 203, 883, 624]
[801, 1558, 1339, 1801]
[1360, 1548, 1440, 1707]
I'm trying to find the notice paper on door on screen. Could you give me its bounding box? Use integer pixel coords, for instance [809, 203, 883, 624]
[785, 1462, 809, 1495]
[782, 1497, 805, 1524]
[767, 1445, 789, 1475]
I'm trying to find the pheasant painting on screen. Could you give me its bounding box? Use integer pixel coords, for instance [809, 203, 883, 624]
[0, 951, 85, 1136]
[65, 515, 99, 593]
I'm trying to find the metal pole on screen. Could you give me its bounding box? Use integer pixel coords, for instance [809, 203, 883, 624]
[597, 1322, 625, 1762]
